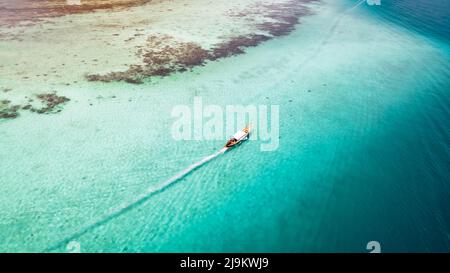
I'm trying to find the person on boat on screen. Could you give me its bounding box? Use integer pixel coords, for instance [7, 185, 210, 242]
[226, 138, 237, 147]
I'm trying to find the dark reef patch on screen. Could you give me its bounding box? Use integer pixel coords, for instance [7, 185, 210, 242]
[0, 100, 20, 119]
[0, 92, 70, 120]
[86, 33, 274, 84]
[209, 34, 271, 60]
[33, 93, 71, 114]
[87, 35, 211, 84]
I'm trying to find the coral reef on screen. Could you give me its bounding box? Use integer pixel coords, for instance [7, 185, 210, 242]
[85, 0, 318, 84]
[0, 100, 20, 119]
[0, 92, 70, 120]
[87, 35, 211, 84]
[33, 93, 71, 114]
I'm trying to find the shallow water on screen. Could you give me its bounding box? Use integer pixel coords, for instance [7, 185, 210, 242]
[0, 0, 449, 252]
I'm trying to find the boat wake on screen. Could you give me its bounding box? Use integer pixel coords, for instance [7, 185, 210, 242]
[294, 0, 367, 72]
[44, 147, 228, 252]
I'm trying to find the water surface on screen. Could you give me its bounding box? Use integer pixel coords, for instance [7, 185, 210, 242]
[0, 0, 449, 252]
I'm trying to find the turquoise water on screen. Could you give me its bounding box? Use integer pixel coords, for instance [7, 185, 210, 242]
[0, 0, 449, 252]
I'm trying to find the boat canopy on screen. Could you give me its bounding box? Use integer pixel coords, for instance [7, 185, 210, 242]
[233, 130, 247, 140]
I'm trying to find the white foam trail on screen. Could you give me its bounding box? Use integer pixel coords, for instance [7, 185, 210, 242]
[45, 147, 228, 252]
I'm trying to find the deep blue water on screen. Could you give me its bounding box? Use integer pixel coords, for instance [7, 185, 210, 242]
[363, 0, 450, 43]
[313, 0, 450, 252]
